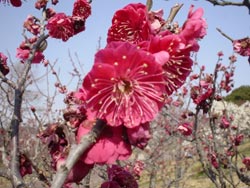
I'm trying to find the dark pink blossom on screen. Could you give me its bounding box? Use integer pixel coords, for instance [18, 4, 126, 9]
[233, 134, 244, 146]
[180, 5, 207, 44]
[77, 120, 132, 164]
[20, 154, 32, 177]
[101, 165, 138, 188]
[35, 0, 48, 10]
[37, 123, 68, 169]
[16, 37, 45, 64]
[46, 13, 74, 41]
[83, 42, 166, 128]
[148, 35, 193, 95]
[233, 37, 250, 56]
[243, 157, 250, 170]
[0, 0, 22, 7]
[63, 89, 87, 128]
[148, 9, 165, 34]
[0, 52, 9, 76]
[23, 15, 40, 35]
[71, 16, 86, 35]
[208, 153, 219, 169]
[220, 115, 230, 129]
[177, 122, 193, 136]
[107, 3, 151, 44]
[16, 48, 44, 64]
[126, 122, 151, 149]
[45, 8, 56, 19]
[72, 0, 91, 20]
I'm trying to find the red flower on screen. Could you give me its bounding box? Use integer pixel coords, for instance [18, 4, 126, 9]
[46, 13, 74, 41]
[35, 0, 48, 10]
[77, 120, 132, 164]
[37, 123, 68, 170]
[148, 9, 165, 34]
[0, 0, 22, 7]
[101, 165, 138, 188]
[148, 35, 193, 95]
[180, 5, 207, 43]
[208, 153, 219, 169]
[243, 157, 250, 170]
[19, 154, 32, 177]
[233, 134, 244, 146]
[83, 42, 166, 128]
[0, 52, 9, 76]
[233, 37, 250, 56]
[72, 0, 91, 20]
[23, 15, 41, 35]
[16, 48, 44, 64]
[126, 122, 151, 149]
[220, 115, 230, 129]
[16, 37, 45, 64]
[177, 122, 193, 136]
[63, 89, 87, 128]
[107, 3, 151, 44]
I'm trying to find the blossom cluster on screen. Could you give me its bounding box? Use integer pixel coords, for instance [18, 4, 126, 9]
[54, 2, 207, 186]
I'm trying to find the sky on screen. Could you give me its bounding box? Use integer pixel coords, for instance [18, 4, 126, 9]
[0, 0, 249, 94]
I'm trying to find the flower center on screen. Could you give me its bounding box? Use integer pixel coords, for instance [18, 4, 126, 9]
[117, 79, 132, 93]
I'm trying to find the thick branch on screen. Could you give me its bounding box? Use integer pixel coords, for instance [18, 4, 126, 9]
[10, 34, 49, 188]
[51, 119, 105, 188]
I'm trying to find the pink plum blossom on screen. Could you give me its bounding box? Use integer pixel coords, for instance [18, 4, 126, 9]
[0, 52, 9, 76]
[107, 3, 151, 44]
[82, 41, 166, 128]
[46, 13, 74, 41]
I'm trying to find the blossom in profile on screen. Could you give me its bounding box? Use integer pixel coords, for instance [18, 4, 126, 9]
[126, 122, 151, 149]
[233, 37, 250, 57]
[72, 0, 91, 20]
[107, 3, 151, 44]
[46, 13, 74, 41]
[148, 35, 193, 95]
[220, 115, 230, 129]
[35, 0, 48, 10]
[180, 5, 207, 47]
[77, 119, 132, 164]
[19, 154, 32, 177]
[0, 52, 9, 76]
[242, 157, 250, 170]
[63, 89, 87, 128]
[16, 37, 45, 64]
[177, 122, 193, 136]
[148, 9, 165, 34]
[208, 153, 219, 169]
[23, 15, 41, 35]
[83, 42, 166, 128]
[101, 165, 138, 188]
[0, 0, 22, 7]
[37, 123, 68, 170]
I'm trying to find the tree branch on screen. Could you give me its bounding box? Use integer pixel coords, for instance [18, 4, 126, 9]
[166, 3, 183, 23]
[205, 0, 250, 13]
[51, 119, 105, 188]
[10, 34, 49, 188]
